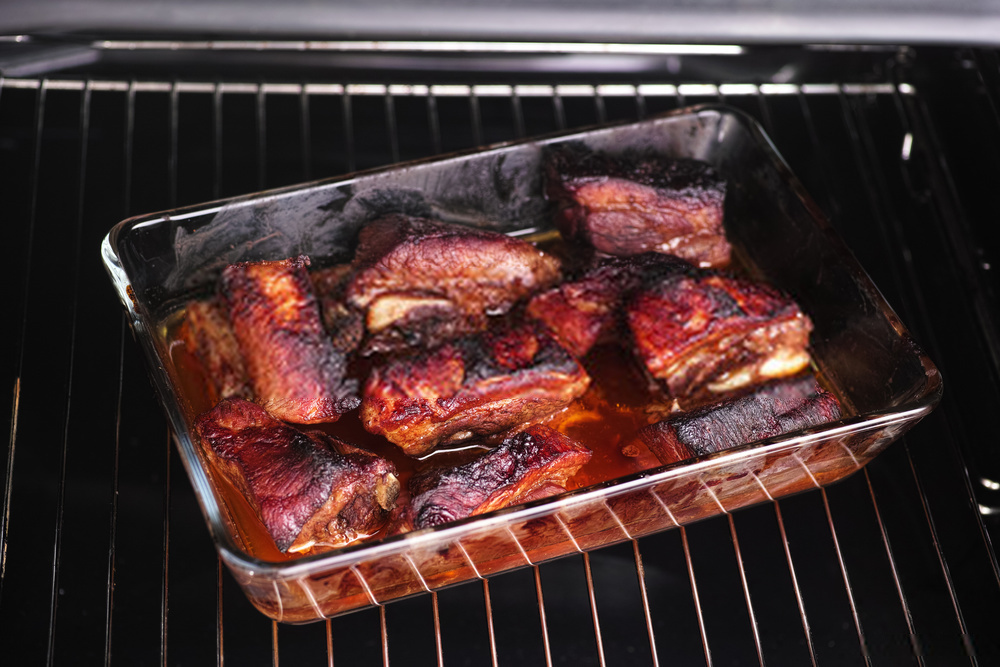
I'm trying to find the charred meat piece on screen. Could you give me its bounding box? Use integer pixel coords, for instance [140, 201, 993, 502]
[626, 269, 813, 400]
[545, 148, 730, 268]
[178, 298, 252, 403]
[195, 398, 399, 553]
[527, 253, 690, 357]
[345, 215, 562, 353]
[638, 374, 842, 465]
[361, 322, 591, 456]
[407, 425, 591, 529]
[309, 264, 366, 356]
[221, 256, 360, 423]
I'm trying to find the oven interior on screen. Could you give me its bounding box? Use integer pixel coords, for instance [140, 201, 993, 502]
[1, 34, 999, 664]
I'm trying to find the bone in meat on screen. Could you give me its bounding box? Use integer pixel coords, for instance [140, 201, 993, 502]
[638, 374, 842, 465]
[407, 425, 591, 529]
[361, 321, 591, 456]
[545, 147, 730, 268]
[221, 256, 360, 423]
[626, 268, 813, 401]
[526, 252, 690, 357]
[345, 215, 562, 353]
[195, 398, 400, 553]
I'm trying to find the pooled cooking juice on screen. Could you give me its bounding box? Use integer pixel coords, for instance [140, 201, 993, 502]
[166, 310, 668, 562]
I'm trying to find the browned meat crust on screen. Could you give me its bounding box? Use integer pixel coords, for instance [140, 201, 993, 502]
[526, 253, 690, 357]
[360, 322, 591, 456]
[626, 268, 813, 400]
[345, 215, 562, 353]
[406, 425, 591, 529]
[545, 148, 730, 267]
[638, 374, 842, 465]
[221, 256, 360, 423]
[178, 299, 252, 403]
[195, 398, 399, 553]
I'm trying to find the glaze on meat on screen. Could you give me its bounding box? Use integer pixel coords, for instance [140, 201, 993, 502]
[626, 268, 813, 400]
[545, 148, 730, 267]
[221, 256, 360, 423]
[195, 398, 399, 553]
[361, 322, 591, 456]
[639, 374, 842, 465]
[346, 215, 562, 353]
[406, 425, 592, 529]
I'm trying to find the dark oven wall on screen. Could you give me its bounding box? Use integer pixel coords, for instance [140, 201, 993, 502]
[1, 41, 999, 665]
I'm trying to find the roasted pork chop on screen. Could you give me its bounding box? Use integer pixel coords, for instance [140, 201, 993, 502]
[345, 215, 562, 353]
[405, 425, 591, 529]
[545, 148, 730, 267]
[638, 374, 842, 465]
[361, 321, 591, 456]
[195, 398, 399, 553]
[626, 268, 813, 401]
[221, 256, 360, 423]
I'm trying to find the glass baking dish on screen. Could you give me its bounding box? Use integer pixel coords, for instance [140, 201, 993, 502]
[101, 105, 941, 623]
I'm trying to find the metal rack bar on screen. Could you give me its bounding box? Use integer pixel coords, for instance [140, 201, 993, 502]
[482, 579, 499, 667]
[905, 442, 979, 664]
[819, 487, 871, 665]
[300, 86, 311, 182]
[631, 540, 660, 667]
[325, 618, 334, 667]
[271, 619, 279, 666]
[103, 317, 126, 667]
[581, 552, 607, 667]
[46, 80, 92, 667]
[213, 83, 223, 200]
[0, 77, 911, 97]
[552, 87, 566, 131]
[864, 468, 926, 665]
[256, 85, 266, 190]
[169, 82, 179, 207]
[161, 427, 171, 663]
[680, 526, 713, 667]
[533, 566, 554, 667]
[770, 499, 818, 667]
[592, 88, 607, 125]
[469, 88, 483, 148]
[431, 591, 444, 667]
[426, 91, 442, 155]
[341, 88, 355, 173]
[726, 515, 765, 667]
[634, 86, 646, 120]
[385, 91, 400, 165]
[380, 605, 389, 667]
[216, 557, 224, 667]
